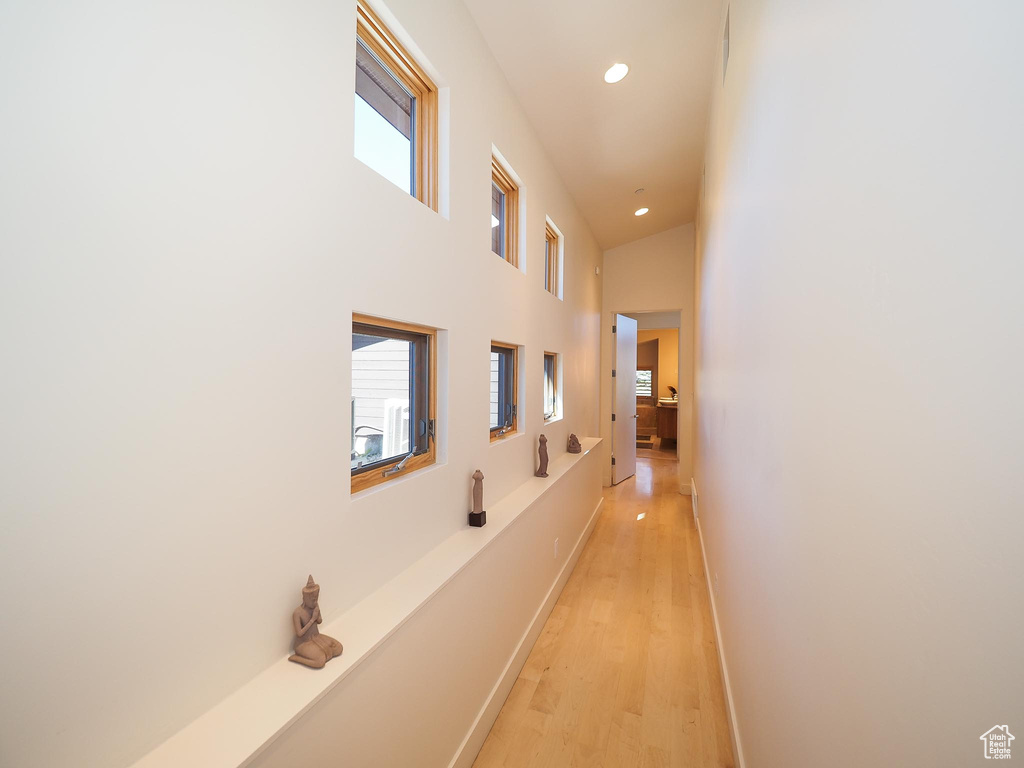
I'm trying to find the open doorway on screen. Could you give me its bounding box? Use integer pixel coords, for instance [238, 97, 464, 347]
[624, 313, 679, 462]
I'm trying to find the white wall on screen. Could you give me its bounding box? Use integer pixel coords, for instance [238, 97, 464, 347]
[0, 1, 603, 766]
[249, 449, 603, 768]
[601, 224, 695, 489]
[694, 1, 1024, 766]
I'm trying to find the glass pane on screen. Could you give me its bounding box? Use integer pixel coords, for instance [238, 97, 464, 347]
[544, 355, 556, 418]
[489, 350, 501, 428]
[544, 240, 551, 291]
[355, 94, 412, 194]
[491, 183, 505, 257]
[354, 40, 413, 194]
[352, 332, 412, 470]
[636, 369, 653, 397]
[355, 40, 413, 134]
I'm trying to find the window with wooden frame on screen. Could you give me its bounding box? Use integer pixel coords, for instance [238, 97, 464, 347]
[489, 342, 518, 440]
[491, 157, 519, 265]
[544, 223, 560, 296]
[351, 315, 436, 493]
[543, 352, 559, 421]
[355, 1, 438, 210]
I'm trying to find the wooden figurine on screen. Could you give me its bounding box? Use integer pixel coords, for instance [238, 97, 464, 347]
[469, 469, 486, 527]
[288, 575, 343, 669]
[567, 433, 582, 454]
[536, 434, 549, 477]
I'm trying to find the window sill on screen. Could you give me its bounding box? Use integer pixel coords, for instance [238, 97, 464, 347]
[489, 250, 524, 273]
[543, 414, 563, 426]
[350, 460, 444, 501]
[489, 429, 521, 445]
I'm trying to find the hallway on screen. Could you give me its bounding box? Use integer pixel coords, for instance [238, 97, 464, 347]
[474, 459, 735, 768]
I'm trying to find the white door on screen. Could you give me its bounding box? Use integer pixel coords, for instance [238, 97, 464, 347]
[612, 314, 637, 484]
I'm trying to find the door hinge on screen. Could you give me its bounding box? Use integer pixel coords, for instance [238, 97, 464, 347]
[612, 369, 616, 378]
[611, 457, 617, 466]
[612, 413, 616, 422]
[612, 325, 617, 333]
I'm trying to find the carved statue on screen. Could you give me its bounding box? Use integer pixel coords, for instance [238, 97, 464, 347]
[288, 575, 343, 669]
[472, 469, 484, 513]
[567, 433, 582, 454]
[469, 469, 486, 526]
[536, 434, 549, 477]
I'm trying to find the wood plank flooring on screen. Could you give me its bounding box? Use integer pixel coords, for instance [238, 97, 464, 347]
[636, 437, 677, 462]
[472, 459, 735, 768]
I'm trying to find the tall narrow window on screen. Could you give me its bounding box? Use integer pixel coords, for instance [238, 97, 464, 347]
[543, 352, 559, 421]
[351, 315, 436, 492]
[355, 2, 438, 210]
[490, 342, 518, 439]
[491, 156, 519, 265]
[544, 223, 560, 296]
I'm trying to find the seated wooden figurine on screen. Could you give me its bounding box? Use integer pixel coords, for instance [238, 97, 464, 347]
[288, 575, 343, 669]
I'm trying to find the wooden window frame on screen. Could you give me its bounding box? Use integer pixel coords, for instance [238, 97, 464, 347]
[543, 351, 559, 422]
[489, 341, 519, 441]
[544, 224, 560, 296]
[491, 157, 519, 266]
[351, 313, 437, 494]
[356, 1, 438, 210]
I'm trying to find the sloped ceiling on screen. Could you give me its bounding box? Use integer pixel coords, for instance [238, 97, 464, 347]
[463, 0, 724, 249]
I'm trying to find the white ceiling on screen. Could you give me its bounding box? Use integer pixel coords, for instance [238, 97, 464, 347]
[464, 0, 723, 249]
[626, 311, 682, 329]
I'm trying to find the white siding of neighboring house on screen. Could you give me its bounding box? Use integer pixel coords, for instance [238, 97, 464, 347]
[352, 340, 409, 461]
[489, 352, 499, 428]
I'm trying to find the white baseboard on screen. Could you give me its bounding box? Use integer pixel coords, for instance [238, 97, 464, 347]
[693, 502, 745, 768]
[447, 496, 605, 768]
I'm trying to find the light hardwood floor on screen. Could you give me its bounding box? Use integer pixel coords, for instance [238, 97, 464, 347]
[636, 437, 677, 462]
[472, 459, 735, 768]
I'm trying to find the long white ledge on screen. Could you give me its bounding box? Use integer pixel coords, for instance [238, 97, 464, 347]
[131, 437, 602, 768]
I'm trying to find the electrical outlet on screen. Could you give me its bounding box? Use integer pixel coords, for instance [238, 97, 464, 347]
[554, 538, 559, 559]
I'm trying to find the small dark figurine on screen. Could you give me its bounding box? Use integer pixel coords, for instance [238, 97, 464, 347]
[288, 575, 343, 669]
[567, 433, 582, 454]
[536, 434, 549, 477]
[469, 469, 486, 527]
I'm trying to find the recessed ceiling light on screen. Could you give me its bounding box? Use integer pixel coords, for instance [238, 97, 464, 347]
[604, 63, 629, 84]
[634, 207, 649, 216]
